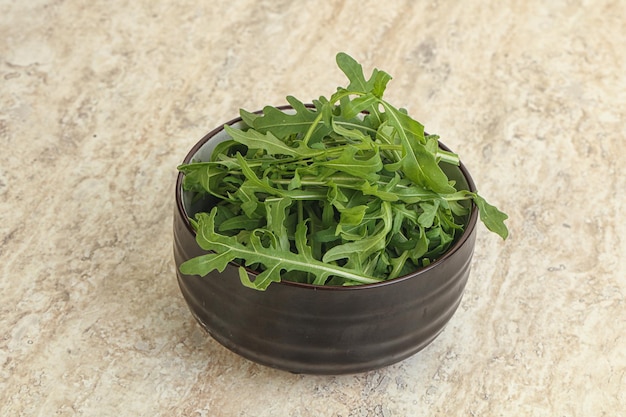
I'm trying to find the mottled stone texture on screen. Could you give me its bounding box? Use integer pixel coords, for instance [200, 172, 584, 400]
[1, 0, 625, 416]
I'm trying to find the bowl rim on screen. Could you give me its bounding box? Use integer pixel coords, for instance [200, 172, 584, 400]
[175, 105, 479, 291]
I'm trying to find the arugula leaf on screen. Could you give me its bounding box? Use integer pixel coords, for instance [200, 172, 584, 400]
[372, 70, 393, 98]
[339, 92, 379, 119]
[323, 202, 392, 264]
[264, 197, 292, 251]
[336, 52, 372, 93]
[224, 125, 300, 157]
[240, 109, 259, 128]
[178, 52, 508, 290]
[337, 204, 368, 226]
[417, 200, 441, 228]
[380, 101, 456, 194]
[250, 96, 331, 145]
[468, 192, 509, 239]
[232, 183, 261, 218]
[335, 52, 384, 123]
[180, 210, 382, 290]
[177, 162, 228, 196]
[336, 52, 392, 97]
[317, 145, 382, 182]
[330, 118, 370, 143]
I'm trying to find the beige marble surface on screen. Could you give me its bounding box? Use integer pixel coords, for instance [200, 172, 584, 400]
[1, 0, 625, 415]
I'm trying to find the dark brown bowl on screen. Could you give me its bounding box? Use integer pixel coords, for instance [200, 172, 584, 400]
[173, 108, 478, 374]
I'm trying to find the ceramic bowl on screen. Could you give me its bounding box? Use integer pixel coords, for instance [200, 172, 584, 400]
[173, 107, 478, 374]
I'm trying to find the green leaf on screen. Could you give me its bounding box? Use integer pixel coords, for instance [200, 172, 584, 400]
[178, 162, 230, 200]
[318, 145, 383, 182]
[408, 226, 430, 264]
[392, 107, 426, 144]
[335, 52, 384, 122]
[323, 201, 392, 263]
[181, 210, 382, 290]
[330, 117, 370, 142]
[359, 181, 400, 202]
[218, 215, 264, 232]
[224, 124, 300, 157]
[240, 109, 259, 128]
[251, 96, 331, 144]
[325, 180, 349, 206]
[372, 70, 392, 98]
[336, 52, 390, 96]
[388, 250, 410, 280]
[338, 204, 368, 225]
[391, 183, 439, 204]
[236, 153, 284, 196]
[380, 101, 456, 194]
[232, 183, 261, 218]
[470, 192, 509, 239]
[417, 200, 441, 228]
[288, 169, 302, 190]
[178, 52, 509, 290]
[336, 52, 371, 93]
[339, 93, 379, 119]
[264, 197, 292, 251]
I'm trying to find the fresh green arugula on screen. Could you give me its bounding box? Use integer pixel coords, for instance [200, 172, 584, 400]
[178, 52, 508, 290]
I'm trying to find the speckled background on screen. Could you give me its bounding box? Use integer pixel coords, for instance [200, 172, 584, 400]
[1, 1, 625, 416]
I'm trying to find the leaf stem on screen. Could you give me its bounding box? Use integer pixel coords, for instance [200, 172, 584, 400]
[301, 110, 324, 146]
[437, 149, 460, 165]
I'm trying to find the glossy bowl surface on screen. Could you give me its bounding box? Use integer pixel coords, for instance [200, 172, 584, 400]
[173, 108, 478, 374]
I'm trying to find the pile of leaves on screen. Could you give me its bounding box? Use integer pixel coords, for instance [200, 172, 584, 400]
[178, 52, 508, 290]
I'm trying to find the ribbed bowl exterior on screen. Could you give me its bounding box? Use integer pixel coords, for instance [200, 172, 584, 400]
[173, 111, 478, 374]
